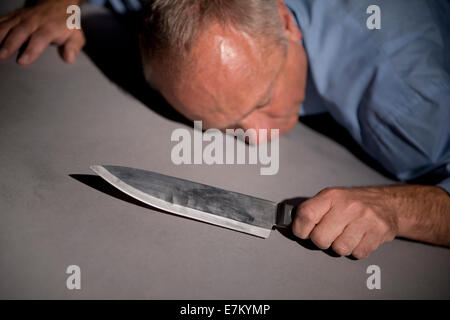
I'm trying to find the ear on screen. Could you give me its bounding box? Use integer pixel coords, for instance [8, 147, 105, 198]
[139, 34, 158, 90]
[276, 0, 302, 43]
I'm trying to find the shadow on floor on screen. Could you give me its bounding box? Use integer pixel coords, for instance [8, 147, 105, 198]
[81, 8, 191, 126]
[71, 173, 235, 231]
[299, 113, 396, 181]
[72, 173, 302, 241]
[70, 174, 162, 212]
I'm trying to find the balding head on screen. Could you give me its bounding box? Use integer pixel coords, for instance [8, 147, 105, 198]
[140, 0, 307, 139]
[140, 0, 286, 71]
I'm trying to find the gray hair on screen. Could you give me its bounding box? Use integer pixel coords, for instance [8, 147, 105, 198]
[140, 0, 286, 82]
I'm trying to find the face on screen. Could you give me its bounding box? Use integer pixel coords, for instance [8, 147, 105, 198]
[151, 1, 307, 143]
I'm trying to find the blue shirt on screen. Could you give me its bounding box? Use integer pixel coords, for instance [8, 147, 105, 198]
[284, 0, 450, 193]
[95, 0, 450, 193]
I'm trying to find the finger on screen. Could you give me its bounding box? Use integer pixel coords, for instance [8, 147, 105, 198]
[0, 11, 16, 24]
[17, 30, 53, 65]
[0, 17, 21, 56]
[352, 232, 382, 259]
[332, 221, 367, 256]
[309, 205, 359, 250]
[309, 195, 367, 250]
[0, 22, 35, 60]
[292, 193, 332, 240]
[61, 31, 85, 63]
[0, 16, 10, 24]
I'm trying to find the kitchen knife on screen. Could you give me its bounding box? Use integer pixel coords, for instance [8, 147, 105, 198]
[90, 165, 295, 238]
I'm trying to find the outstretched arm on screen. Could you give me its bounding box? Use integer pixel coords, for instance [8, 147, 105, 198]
[292, 185, 450, 259]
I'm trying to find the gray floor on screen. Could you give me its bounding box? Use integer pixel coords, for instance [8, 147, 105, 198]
[0, 2, 449, 299]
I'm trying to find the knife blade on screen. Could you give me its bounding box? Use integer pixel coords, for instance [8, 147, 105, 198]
[90, 165, 294, 238]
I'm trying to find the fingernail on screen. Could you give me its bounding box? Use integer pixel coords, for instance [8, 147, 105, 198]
[18, 54, 29, 64]
[0, 48, 8, 59]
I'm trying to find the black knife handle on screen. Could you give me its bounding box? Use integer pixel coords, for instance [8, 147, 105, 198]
[275, 203, 296, 228]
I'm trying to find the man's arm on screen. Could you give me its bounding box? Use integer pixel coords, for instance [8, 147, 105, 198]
[292, 185, 450, 259]
[0, 0, 87, 65]
[288, 0, 450, 258]
[395, 185, 450, 245]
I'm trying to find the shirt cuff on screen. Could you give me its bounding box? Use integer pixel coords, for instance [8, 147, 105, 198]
[437, 177, 450, 195]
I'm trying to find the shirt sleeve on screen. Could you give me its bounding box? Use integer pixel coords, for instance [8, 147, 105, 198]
[437, 178, 450, 195]
[357, 77, 450, 189]
[293, 0, 450, 189]
[353, 0, 450, 190]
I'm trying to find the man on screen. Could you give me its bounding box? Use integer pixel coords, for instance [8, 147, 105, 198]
[1, 0, 449, 259]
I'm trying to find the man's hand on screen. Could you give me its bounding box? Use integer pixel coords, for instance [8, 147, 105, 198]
[292, 185, 450, 259]
[0, 0, 86, 65]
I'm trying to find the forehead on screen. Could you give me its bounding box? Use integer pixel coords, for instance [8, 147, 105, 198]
[171, 23, 283, 128]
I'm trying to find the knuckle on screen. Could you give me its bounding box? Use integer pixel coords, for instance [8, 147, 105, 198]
[332, 236, 355, 256]
[291, 219, 301, 235]
[30, 32, 50, 45]
[376, 220, 390, 234]
[360, 208, 375, 220]
[291, 225, 303, 239]
[20, 15, 38, 28]
[291, 219, 308, 239]
[10, 24, 31, 37]
[310, 229, 332, 249]
[352, 247, 370, 259]
[347, 199, 364, 212]
[353, 241, 378, 259]
[298, 202, 316, 223]
[378, 228, 396, 244]
[44, 22, 61, 33]
[320, 187, 342, 198]
[352, 250, 366, 260]
[38, 26, 60, 38]
[0, 17, 19, 34]
[332, 242, 350, 256]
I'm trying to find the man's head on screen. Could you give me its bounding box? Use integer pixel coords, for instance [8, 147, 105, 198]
[140, 0, 307, 141]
